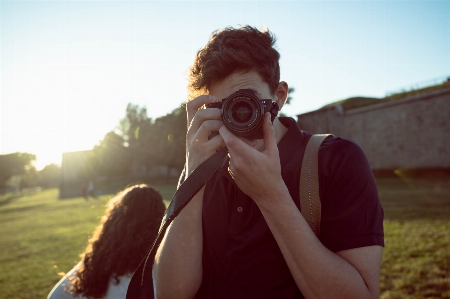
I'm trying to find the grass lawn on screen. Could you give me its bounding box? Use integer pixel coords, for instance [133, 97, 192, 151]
[0, 182, 176, 299]
[0, 177, 449, 298]
[378, 177, 450, 299]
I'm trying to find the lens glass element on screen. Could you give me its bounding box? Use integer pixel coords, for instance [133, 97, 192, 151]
[231, 102, 253, 123]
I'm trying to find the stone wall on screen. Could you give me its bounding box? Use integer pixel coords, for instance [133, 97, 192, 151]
[297, 88, 450, 170]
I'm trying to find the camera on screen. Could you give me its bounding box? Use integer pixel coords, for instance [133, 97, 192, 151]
[205, 89, 279, 140]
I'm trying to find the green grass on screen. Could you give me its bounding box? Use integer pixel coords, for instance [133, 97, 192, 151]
[0, 183, 176, 299]
[0, 178, 449, 299]
[378, 177, 450, 299]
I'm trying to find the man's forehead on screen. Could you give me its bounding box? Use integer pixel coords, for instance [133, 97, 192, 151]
[210, 71, 270, 98]
[246, 88, 262, 98]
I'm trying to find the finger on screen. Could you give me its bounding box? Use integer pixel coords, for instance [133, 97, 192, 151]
[195, 120, 224, 142]
[192, 132, 225, 157]
[186, 95, 217, 126]
[239, 137, 254, 148]
[262, 112, 277, 154]
[187, 109, 222, 140]
[209, 133, 226, 152]
[219, 126, 252, 157]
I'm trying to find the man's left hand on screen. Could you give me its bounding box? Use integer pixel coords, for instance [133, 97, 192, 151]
[219, 113, 287, 205]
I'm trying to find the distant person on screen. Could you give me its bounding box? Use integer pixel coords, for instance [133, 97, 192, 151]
[47, 184, 166, 299]
[82, 185, 87, 200]
[87, 180, 95, 198]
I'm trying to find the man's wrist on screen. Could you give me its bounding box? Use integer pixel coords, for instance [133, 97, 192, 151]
[254, 182, 291, 211]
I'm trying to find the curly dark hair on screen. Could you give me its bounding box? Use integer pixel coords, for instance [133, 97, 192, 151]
[188, 25, 280, 100]
[69, 184, 166, 299]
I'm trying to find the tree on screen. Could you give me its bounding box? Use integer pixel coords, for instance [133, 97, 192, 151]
[20, 166, 38, 189]
[118, 103, 159, 173]
[0, 153, 36, 188]
[152, 106, 186, 172]
[38, 164, 61, 188]
[90, 131, 130, 177]
[116, 103, 187, 177]
[118, 103, 151, 148]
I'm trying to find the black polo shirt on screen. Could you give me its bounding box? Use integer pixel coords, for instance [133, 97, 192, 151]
[196, 117, 384, 299]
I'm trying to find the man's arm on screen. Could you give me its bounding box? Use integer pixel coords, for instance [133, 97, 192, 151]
[220, 113, 382, 299]
[258, 194, 382, 299]
[153, 95, 224, 299]
[153, 188, 205, 299]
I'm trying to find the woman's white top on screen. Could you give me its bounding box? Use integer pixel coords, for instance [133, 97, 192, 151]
[47, 263, 132, 299]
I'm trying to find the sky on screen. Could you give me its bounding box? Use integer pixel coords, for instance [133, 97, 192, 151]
[1, 0, 449, 170]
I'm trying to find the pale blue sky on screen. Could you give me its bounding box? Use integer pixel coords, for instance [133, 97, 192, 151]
[1, 0, 449, 169]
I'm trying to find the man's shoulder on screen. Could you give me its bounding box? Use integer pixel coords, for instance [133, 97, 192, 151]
[279, 117, 363, 155]
[300, 132, 370, 174]
[316, 134, 373, 191]
[319, 135, 367, 161]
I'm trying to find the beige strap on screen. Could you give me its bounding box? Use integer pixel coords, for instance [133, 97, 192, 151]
[300, 134, 331, 239]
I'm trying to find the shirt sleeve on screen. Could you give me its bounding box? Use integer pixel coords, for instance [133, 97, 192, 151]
[318, 137, 384, 252]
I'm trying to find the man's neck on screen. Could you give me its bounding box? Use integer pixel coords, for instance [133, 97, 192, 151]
[273, 117, 288, 144]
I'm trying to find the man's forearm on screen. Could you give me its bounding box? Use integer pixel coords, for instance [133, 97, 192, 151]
[153, 188, 204, 299]
[256, 187, 380, 299]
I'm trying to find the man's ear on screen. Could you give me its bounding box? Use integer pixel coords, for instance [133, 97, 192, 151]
[274, 81, 288, 110]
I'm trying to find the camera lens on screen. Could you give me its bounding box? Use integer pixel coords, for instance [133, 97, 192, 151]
[231, 102, 253, 123]
[221, 89, 266, 138]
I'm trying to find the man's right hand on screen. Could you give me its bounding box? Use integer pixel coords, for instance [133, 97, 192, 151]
[186, 95, 225, 176]
[154, 95, 222, 299]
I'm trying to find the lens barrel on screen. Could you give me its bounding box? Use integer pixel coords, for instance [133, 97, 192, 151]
[205, 89, 276, 139]
[221, 91, 263, 138]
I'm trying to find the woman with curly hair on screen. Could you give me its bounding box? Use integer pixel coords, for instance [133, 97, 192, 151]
[48, 184, 166, 299]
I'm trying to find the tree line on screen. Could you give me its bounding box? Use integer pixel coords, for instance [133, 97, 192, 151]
[83, 103, 187, 179]
[1, 88, 294, 191]
[0, 103, 187, 191]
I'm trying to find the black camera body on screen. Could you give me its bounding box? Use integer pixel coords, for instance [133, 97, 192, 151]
[206, 89, 279, 140]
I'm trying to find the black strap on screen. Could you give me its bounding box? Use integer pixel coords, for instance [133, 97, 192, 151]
[126, 147, 228, 299]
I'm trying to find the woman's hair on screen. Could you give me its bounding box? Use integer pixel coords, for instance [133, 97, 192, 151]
[69, 184, 166, 299]
[188, 25, 280, 100]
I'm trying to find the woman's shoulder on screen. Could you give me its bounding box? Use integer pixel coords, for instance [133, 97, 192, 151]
[47, 265, 83, 299]
[103, 273, 133, 299]
[48, 268, 133, 299]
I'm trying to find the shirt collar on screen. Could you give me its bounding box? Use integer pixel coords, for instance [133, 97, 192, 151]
[277, 117, 305, 169]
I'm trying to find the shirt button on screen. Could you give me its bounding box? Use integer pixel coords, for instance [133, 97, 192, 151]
[237, 207, 243, 212]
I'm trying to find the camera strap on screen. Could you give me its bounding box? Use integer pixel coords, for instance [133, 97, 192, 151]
[126, 147, 229, 299]
[299, 133, 331, 239]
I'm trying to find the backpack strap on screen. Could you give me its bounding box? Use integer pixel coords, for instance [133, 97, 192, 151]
[299, 134, 331, 239]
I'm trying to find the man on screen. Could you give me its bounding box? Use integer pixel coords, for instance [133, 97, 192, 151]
[153, 25, 384, 299]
